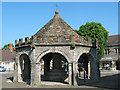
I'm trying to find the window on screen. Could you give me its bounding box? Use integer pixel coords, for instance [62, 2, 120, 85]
[104, 49, 107, 54]
[105, 49, 110, 54]
[108, 49, 110, 54]
[114, 48, 118, 54]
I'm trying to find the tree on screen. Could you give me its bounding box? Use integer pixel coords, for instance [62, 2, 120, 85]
[75, 22, 108, 60]
[2, 44, 9, 50]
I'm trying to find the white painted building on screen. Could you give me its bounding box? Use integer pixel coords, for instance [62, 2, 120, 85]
[0, 48, 16, 71]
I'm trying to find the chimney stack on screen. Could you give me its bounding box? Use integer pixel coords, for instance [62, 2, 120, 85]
[8, 43, 13, 51]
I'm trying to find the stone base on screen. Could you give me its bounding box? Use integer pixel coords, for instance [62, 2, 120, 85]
[43, 69, 68, 82]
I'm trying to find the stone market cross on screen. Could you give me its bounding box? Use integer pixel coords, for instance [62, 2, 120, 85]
[13, 10, 100, 86]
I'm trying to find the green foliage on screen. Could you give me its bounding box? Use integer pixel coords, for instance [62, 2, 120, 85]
[12, 44, 14, 48]
[75, 22, 108, 60]
[2, 44, 9, 50]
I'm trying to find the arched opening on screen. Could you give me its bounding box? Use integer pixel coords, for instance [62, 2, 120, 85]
[116, 61, 120, 70]
[19, 54, 31, 84]
[77, 53, 94, 81]
[40, 53, 68, 83]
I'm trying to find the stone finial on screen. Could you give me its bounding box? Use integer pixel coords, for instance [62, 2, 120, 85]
[25, 37, 29, 43]
[31, 36, 34, 42]
[15, 40, 17, 45]
[55, 10, 59, 14]
[19, 38, 23, 46]
[19, 38, 23, 44]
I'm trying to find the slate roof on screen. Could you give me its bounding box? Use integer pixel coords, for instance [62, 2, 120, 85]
[0, 49, 16, 61]
[34, 10, 79, 38]
[101, 35, 120, 61]
[107, 35, 120, 46]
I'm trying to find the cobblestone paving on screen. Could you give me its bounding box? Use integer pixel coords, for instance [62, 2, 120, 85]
[1, 70, 120, 89]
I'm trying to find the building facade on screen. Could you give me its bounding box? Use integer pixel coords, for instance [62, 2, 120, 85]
[13, 10, 99, 86]
[0, 46, 16, 71]
[100, 35, 120, 70]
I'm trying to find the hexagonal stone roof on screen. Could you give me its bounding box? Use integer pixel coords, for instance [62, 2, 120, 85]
[34, 10, 79, 38]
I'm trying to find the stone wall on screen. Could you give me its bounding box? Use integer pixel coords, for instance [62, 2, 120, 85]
[14, 44, 99, 86]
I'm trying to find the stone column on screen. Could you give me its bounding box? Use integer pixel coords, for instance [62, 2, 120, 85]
[68, 62, 73, 85]
[13, 62, 18, 82]
[30, 63, 41, 86]
[93, 59, 100, 82]
[88, 61, 90, 79]
[73, 61, 78, 86]
[112, 61, 116, 70]
[117, 49, 118, 54]
[17, 59, 23, 82]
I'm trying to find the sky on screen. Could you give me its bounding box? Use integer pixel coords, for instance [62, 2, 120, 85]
[2, 2, 119, 47]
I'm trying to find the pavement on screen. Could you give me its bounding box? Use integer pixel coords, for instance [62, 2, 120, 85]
[0, 70, 120, 89]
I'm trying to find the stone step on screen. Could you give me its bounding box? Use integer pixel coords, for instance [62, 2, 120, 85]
[46, 69, 67, 76]
[43, 75, 68, 81]
[43, 69, 68, 81]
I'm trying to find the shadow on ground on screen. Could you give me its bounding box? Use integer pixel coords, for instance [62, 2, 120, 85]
[7, 77, 13, 82]
[77, 73, 120, 89]
[6, 73, 120, 89]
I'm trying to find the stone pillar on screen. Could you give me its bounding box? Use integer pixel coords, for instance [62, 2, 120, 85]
[13, 62, 18, 82]
[15, 40, 18, 45]
[73, 61, 78, 86]
[88, 61, 90, 79]
[93, 59, 100, 82]
[68, 62, 73, 85]
[117, 49, 118, 54]
[25, 37, 29, 44]
[30, 63, 41, 86]
[17, 59, 23, 82]
[112, 61, 116, 70]
[30, 63, 35, 85]
[19, 38, 23, 46]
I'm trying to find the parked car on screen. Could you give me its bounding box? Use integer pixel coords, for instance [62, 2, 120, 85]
[0, 66, 6, 72]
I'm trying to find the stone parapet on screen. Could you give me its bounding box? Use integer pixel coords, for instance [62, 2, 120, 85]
[15, 35, 98, 48]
